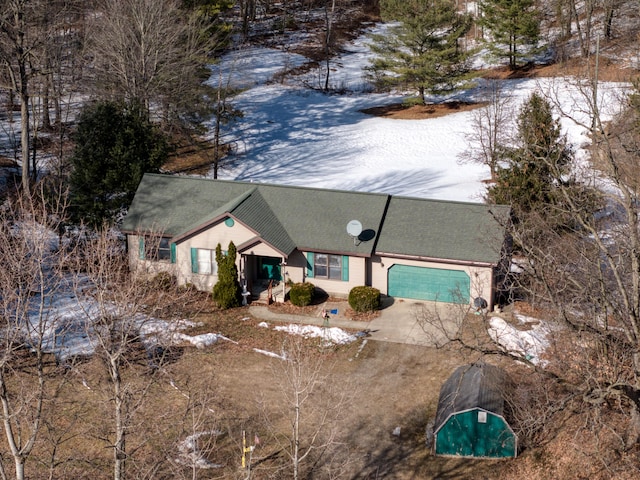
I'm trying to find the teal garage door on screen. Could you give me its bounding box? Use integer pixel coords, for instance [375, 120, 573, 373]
[388, 265, 470, 304]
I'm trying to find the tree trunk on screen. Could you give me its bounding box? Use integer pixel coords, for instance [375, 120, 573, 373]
[111, 357, 125, 480]
[213, 76, 222, 180]
[20, 88, 30, 192]
[14, 460, 24, 480]
[293, 393, 300, 480]
[323, 0, 336, 92]
[42, 75, 51, 131]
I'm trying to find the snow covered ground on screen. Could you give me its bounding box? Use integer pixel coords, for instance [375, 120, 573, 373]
[208, 25, 627, 202]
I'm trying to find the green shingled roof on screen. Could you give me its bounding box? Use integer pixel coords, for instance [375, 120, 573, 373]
[121, 174, 509, 263]
[228, 188, 297, 256]
[375, 196, 509, 265]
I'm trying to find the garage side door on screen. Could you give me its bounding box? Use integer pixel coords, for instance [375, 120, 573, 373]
[388, 265, 470, 304]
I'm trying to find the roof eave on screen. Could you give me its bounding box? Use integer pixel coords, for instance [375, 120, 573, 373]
[171, 213, 243, 244]
[297, 246, 373, 258]
[375, 251, 498, 268]
[236, 236, 291, 259]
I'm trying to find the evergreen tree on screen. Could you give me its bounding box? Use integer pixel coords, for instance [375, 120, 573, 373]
[69, 101, 168, 226]
[212, 241, 242, 309]
[366, 0, 473, 104]
[487, 92, 574, 226]
[478, 0, 540, 69]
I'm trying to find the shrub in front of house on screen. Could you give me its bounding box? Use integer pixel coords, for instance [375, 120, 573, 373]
[289, 282, 315, 307]
[349, 286, 381, 312]
[149, 271, 176, 291]
[212, 242, 242, 309]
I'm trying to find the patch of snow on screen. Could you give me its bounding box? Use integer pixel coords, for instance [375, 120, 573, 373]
[176, 430, 224, 469]
[177, 333, 219, 349]
[253, 348, 288, 361]
[273, 324, 357, 345]
[257, 321, 269, 328]
[488, 317, 551, 366]
[208, 47, 308, 89]
[23, 278, 225, 362]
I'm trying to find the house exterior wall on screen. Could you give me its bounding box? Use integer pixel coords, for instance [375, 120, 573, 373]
[307, 253, 366, 297]
[283, 251, 367, 297]
[176, 219, 256, 291]
[127, 234, 179, 278]
[371, 255, 495, 307]
[128, 229, 497, 307]
[128, 230, 369, 299]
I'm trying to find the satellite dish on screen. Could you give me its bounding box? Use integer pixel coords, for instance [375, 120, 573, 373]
[347, 220, 363, 246]
[346, 220, 363, 237]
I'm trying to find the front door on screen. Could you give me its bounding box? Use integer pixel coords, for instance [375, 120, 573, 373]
[258, 256, 282, 281]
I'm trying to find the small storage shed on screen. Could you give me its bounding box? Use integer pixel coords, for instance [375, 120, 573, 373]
[434, 363, 517, 458]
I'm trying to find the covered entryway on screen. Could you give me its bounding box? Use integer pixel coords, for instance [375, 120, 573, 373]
[388, 265, 470, 304]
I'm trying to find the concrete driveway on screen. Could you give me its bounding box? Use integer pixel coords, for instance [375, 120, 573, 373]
[249, 296, 464, 347]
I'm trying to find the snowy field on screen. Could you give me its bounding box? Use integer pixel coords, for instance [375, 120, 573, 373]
[207, 25, 628, 202]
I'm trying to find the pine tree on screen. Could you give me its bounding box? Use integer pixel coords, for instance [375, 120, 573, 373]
[478, 0, 540, 69]
[366, 0, 473, 104]
[212, 241, 242, 309]
[487, 93, 573, 224]
[69, 101, 168, 226]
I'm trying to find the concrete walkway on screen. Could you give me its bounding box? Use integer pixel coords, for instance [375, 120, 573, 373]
[249, 297, 461, 347]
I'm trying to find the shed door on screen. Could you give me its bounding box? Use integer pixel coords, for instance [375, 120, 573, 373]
[435, 410, 516, 458]
[388, 265, 470, 304]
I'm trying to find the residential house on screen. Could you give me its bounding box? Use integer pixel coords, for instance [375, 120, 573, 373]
[121, 174, 510, 308]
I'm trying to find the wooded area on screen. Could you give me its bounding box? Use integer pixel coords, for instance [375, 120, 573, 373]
[1, 0, 640, 479]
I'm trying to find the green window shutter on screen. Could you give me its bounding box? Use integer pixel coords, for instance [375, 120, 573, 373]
[170, 243, 177, 264]
[191, 248, 198, 273]
[342, 255, 349, 282]
[306, 252, 314, 278]
[138, 237, 145, 260]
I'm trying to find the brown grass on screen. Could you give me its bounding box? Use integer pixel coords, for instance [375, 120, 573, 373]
[1, 292, 515, 479]
[361, 101, 485, 120]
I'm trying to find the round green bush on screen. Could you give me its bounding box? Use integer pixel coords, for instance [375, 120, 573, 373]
[289, 282, 315, 307]
[348, 286, 381, 313]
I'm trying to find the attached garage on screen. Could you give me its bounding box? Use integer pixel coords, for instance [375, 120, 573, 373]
[388, 265, 470, 304]
[434, 363, 516, 458]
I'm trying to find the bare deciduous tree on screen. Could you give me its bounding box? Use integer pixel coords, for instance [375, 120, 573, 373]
[0, 188, 73, 480]
[259, 337, 352, 480]
[75, 228, 192, 480]
[0, 1, 76, 191]
[87, 0, 228, 127]
[458, 80, 514, 181]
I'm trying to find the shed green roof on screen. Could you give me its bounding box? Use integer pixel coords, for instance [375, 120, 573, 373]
[121, 174, 509, 263]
